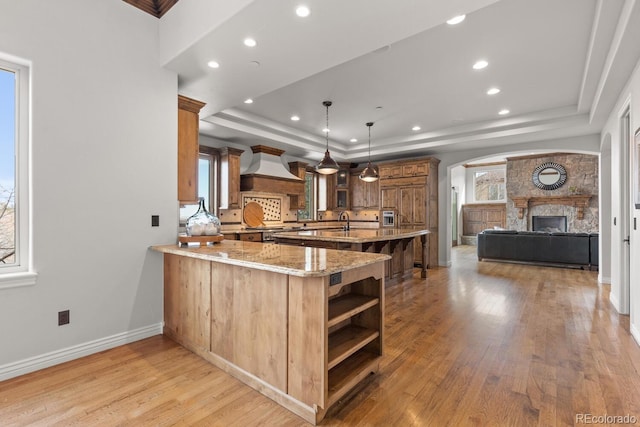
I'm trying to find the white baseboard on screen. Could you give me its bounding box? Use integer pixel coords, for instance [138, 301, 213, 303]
[599, 275, 611, 284]
[631, 323, 640, 348]
[0, 323, 163, 382]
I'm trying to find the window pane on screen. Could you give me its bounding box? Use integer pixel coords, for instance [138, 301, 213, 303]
[297, 172, 314, 220]
[0, 68, 16, 266]
[198, 157, 210, 208]
[474, 170, 505, 201]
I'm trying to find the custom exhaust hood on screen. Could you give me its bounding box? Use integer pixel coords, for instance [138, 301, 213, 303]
[240, 145, 305, 197]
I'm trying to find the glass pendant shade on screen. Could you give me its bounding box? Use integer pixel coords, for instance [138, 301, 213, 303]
[316, 100, 339, 175]
[359, 121, 379, 182]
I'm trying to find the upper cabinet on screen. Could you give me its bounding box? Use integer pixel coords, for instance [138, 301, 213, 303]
[178, 95, 205, 203]
[326, 164, 350, 210]
[219, 147, 244, 210]
[350, 170, 379, 210]
[379, 161, 429, 179]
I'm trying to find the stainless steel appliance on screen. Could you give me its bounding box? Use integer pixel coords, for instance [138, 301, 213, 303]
[381, 210, 396, 227]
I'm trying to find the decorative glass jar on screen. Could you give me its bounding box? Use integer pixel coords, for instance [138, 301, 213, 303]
[186, 198, 221, 236]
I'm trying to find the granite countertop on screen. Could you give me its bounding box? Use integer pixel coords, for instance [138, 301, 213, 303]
[151, 240, 390, 277]
[271, 227, 430, 243]
[223, 225, 346, 234]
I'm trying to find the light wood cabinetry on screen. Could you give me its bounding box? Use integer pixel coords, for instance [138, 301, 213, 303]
[462, 203, 506, 235]
[349, 170, 379, 209]
[219, 147, 243, 209]
[178, 95, 206, 203]
[160, 246, 385, 425]
[289, 269, 383, 412]
[379, 157, 439, 268]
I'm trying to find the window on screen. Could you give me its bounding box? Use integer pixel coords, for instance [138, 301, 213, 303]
[297, 172, 316, 220]
[179, 146, 219, 224]
[0, 55, 35, 288]
[474, 169, 505, 202]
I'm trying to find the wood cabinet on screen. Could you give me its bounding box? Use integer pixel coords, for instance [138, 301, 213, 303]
[326, 164, 350, 210]
[381, 187, 398, 209]
[399, 186, 426, 227]
[379, 157, 439, 268]
[178, 95, 206, 203]
[462, 203, 506, 235]
[219, 147, 244, 209]
[288, 161, 309, 209]
[350, 171, 379, 209]
[289, 269, 383, 415]
[159, 246, 385, 425]
[379, 161, 429, 179]
[379, 164, 402, 179]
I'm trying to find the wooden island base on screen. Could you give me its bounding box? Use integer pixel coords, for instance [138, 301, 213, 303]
[154, 242, 388, 424]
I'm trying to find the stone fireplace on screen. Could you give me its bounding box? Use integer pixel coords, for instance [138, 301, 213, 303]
[506, 153, 599, 233]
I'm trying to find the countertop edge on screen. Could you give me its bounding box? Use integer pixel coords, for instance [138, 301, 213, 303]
[150, 243, 391, 277]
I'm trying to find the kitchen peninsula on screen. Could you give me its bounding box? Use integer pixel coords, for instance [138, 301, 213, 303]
[273, 228, 431, 283]
[152, 240, 389, 424]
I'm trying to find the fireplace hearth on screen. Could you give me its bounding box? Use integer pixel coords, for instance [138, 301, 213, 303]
[532, 215, 567, 232]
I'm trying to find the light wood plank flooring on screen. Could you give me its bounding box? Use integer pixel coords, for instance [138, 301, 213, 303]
[2, 246, 639, 426]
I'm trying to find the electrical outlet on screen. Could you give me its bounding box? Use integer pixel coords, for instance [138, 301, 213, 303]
[58, 310, 70, 326]
[151, 215, 160, 227]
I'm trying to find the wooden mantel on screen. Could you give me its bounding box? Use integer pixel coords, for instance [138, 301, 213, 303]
[510, 195, 592, 220]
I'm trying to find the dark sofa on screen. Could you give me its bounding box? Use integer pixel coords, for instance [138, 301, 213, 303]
[477, 229, 599, 269]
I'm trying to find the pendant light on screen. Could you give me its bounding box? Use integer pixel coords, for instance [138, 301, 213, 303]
[359, 122, 379, 182]
[315, 100, 339, 175]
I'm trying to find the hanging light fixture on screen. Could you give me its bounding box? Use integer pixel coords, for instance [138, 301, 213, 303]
[315, 100, 339, 175]
[359, 122, 379, 182]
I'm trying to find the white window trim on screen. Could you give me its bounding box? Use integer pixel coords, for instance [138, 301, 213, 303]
[468, 165, 507, 203]
[0, 54, 36, 289]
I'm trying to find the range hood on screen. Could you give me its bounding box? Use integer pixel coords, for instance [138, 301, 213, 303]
[240, 145, 305, 197]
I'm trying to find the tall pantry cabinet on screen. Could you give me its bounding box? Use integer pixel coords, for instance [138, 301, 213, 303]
[379, 157, 439, 268]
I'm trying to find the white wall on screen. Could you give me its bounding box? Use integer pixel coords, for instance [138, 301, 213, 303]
[601, 57, 640, 343]
[0, 0, 177, 379]
[450, 166, 466, 243]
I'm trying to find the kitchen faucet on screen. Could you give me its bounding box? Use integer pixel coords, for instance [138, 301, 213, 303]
[339, 211, 350, 231]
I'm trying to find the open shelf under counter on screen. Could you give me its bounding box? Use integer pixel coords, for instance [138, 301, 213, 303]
[327, 349, 381, 408]
[328, 324, 380, 370]
[328, 294, 380, 328]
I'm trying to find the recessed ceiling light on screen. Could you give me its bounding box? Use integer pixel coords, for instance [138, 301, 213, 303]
[447, 15, 466, 25]
[487, 87, 500, 95]
[350, 138, 358, 143]
[412, 126, 421, 131]
[207, 60, 220, 69]
[322, 127, 330, 133]
[244, 38, 257, 47]
[473, 60, 488, 70]
[244, 98, 253, 104]
[290, 115, 300, 121]
[296, 5, 310, 17]
[498, 109, 510, 115]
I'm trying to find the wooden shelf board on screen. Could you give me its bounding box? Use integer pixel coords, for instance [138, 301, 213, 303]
[327, 350, 380, 408]
[328, 295, 379, 328]
[328, 325, 379, 370]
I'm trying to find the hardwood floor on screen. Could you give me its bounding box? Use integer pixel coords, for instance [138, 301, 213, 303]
[2, 246, 639, 426]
